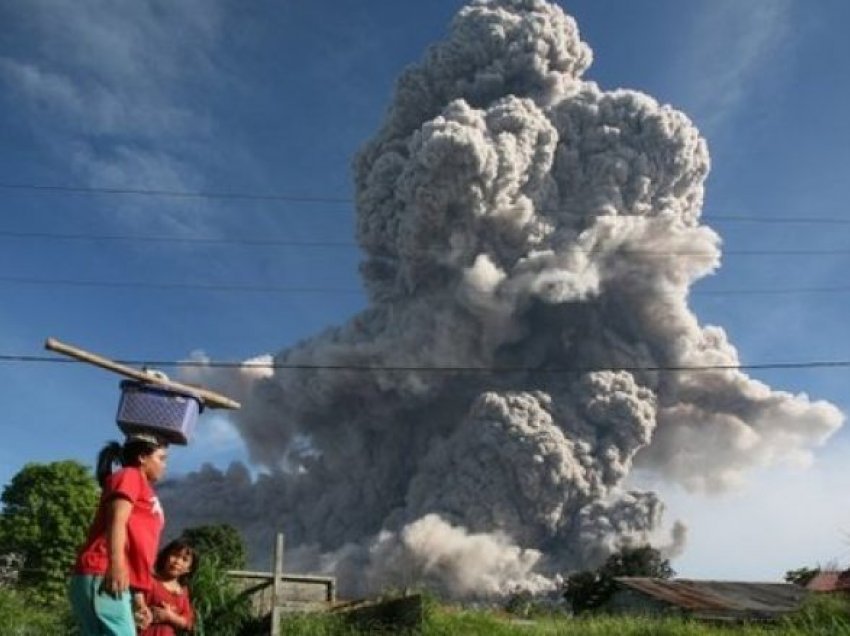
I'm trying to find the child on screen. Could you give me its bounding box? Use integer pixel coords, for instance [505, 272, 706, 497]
[140, 538, 197, 635]
[69, 433, 169, 635]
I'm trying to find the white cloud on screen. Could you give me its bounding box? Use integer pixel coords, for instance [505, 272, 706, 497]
[0, 0, 227, 230]
[634, 438, 850, 580]
[673, 0, 794, 132]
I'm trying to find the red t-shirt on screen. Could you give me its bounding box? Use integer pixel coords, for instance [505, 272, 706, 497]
[73, 466, 165, 592]
[140, 577, 194, 636]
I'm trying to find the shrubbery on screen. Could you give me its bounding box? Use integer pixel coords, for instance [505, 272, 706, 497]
[0, 586, 76, 635]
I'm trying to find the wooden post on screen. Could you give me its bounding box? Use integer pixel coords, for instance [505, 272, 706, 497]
[270, 532, 284, 636]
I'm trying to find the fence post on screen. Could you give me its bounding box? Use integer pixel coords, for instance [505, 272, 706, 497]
[270, 532, 284, 636]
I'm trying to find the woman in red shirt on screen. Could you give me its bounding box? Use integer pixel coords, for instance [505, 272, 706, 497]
[68, 433, 168, 635]
[141, 538, 197, 635]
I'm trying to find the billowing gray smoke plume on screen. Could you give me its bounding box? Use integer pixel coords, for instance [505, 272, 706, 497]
[166, 0, 842, 597]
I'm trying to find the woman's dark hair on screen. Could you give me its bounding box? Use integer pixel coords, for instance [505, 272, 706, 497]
[95, 436, 166, 487]
[154, 538, 199, 586]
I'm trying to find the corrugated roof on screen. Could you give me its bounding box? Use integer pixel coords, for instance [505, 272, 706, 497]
[806, 571, 850, 592]
[614, 578, 807, 617]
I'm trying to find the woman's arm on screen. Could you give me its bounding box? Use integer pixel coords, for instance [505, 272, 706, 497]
[133, 592, 153, 630]
[100, 497, 132, 596]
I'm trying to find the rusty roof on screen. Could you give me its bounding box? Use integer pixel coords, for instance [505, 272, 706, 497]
[614, 578, 808, 617]
[806, 571, 850, 592]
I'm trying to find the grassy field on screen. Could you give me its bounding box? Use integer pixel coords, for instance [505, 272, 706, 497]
[3, 586, 850, 635]
[279, 594, 850, 636]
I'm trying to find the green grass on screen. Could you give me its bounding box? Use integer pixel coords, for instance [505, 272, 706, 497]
[275, 594, 850, 636]
[3, 583, 849, 636]
[0, 586, 75, 635]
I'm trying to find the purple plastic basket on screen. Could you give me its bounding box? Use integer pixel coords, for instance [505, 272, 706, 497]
[116, 380, 203, 446]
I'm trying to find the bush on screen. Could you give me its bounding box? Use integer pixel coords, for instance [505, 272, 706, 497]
[563, 545, 675, 614]
[182, 524, 247, 571]
[0, 461, 99, 602]
[191, 554, 257, 636]
[0, 586, 76, 635]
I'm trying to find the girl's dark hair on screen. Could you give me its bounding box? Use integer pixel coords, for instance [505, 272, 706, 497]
[154, 538, 199, 586]
[95, 436, 166, 487]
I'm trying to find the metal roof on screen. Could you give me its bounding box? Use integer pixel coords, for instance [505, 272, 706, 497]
[613, 578, 808, 618]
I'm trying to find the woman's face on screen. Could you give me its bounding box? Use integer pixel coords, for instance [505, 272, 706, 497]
[139, 447, 168, 482]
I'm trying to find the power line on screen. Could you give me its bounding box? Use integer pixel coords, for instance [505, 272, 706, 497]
[3, 229, 850, 257]
[0, 229, 358, 248]
[707, 215, 850, 225]
[0, 183, 352, 204]
[695, 285, 850, 296]
[0, 275, 849, 297]
[2, 182, 849, 225]
[0, 276, 361, 294]
[1, 354, 849, 373]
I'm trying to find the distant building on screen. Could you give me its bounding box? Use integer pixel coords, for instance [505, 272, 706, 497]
[806, 570, 850, 594]
[602, 577, 808, 622]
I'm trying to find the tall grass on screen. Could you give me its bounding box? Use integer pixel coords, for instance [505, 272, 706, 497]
[0, 586, 75, 635]
[275, 593, 850, 636]
[3, 578, 849, 636]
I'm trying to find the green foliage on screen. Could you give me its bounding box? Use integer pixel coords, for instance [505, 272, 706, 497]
[0, 586, 77, 635]
[504, 589, 568, 620]
[599, 544, 676, 580]
[563, 544, 675, 614]
[504, 589, 535, 618]
[190, 553, 257, 636]
[226, 594, 850, 636]
[182, 523, 247, 571]
[279, 612, 358, 635]
[563, 569, 612, 615]
[0, 461, 98, 601]
[780, 593, 850, 634]
[784, 566, 820, 587]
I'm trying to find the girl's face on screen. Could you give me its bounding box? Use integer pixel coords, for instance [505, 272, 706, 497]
[165, 547, 194, 579]
[139, 447, 168, 482]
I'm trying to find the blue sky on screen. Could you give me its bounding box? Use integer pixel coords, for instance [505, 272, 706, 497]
[2, 0, 850, 581]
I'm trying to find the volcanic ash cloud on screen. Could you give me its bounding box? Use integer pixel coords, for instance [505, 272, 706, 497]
[167, 0, 843, 597]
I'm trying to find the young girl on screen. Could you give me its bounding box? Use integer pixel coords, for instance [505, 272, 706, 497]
[140, 538, 197, 635]
[68, 433, 168, 635]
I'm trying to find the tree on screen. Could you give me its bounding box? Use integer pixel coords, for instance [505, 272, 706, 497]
[0, 461, 99, 601]
[785, 566, 820, 587]
[181, 524, 247, 571]
[563, 544, 675, 614]
[599, 544, 676, 580]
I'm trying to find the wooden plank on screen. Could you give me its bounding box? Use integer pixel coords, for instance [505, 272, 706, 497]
[334, 594, 424, 632]
[44, 337, 241, 409]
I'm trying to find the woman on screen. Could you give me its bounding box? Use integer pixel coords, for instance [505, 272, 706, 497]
[68, 433, 168, 635]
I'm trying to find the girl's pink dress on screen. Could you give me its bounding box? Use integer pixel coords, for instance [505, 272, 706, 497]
[140, 577, 194, 635]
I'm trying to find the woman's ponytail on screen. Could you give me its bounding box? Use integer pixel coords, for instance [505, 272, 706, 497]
[95, 441, 123, 487]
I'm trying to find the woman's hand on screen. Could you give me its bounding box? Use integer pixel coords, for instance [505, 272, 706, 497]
[100, 559, 129, 597]
[133, 595, 153, 629]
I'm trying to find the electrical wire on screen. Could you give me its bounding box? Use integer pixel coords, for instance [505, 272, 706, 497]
[0, 183, 351, 204]
[0, 275, 849, 296]
[2, 182, 849, 225]
[1, 354, 849, 373]
[3, 229, 850, 257]
[0, 276, 361, 294]
[0, 229, 357, 248]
